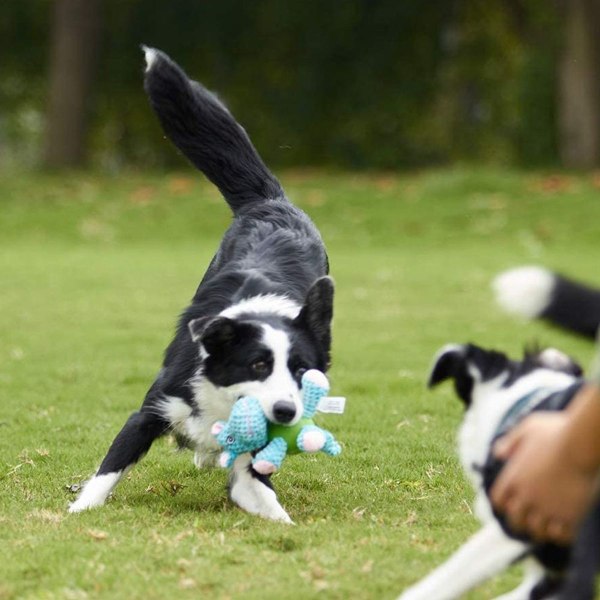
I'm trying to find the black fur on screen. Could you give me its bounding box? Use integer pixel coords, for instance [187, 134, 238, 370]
[541, 274, 600, 339]
[143, 47, 283, 211]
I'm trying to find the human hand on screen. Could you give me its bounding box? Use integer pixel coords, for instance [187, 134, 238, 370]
[490, 411, 600, 544]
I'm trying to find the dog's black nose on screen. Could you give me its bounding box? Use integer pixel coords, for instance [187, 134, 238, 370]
[272, 401, 296, 423]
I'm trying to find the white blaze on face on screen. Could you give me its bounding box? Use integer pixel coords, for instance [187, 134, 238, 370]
[226, 324, 302, 424]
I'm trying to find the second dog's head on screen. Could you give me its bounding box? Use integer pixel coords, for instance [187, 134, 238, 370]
[188, 277, 334, 425]
[428, 343, 583, 407]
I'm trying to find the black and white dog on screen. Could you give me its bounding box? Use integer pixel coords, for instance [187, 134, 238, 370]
[398, 343, 600, 600]
[69, 48, 334, 523]
[494, 266, 600, 340]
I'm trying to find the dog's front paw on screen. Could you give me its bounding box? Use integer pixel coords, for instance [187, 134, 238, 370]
[266, 505, 294, 525]
[68, 496, 103, 513]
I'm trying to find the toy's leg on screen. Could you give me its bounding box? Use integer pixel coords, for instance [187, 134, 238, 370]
[322, 431, 342, 456]
[297, 425, 341, 456]
[253, 438, 287, 474]
[297, 425, 327, 452]
[229, 454, 293, 524]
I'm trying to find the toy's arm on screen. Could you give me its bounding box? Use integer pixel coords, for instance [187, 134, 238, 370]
[301, 369, 330, 418]
[253, 438, 288, 475]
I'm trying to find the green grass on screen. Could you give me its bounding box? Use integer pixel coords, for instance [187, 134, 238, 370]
[1, 168, 598, 599]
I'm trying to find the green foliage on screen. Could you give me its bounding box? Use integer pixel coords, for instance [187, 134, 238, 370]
[0, 168, 598, 598]
[0, 1, 565, 169]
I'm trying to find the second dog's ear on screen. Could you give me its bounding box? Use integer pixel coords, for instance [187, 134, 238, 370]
[429, 344, 478, 406]
[428, 344, 467, 388]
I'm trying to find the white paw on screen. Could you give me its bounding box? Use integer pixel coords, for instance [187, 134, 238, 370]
[68, 497, 103, 513]
[67, 472, 121, 513]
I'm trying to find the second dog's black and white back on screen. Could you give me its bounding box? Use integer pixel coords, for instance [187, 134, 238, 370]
[69, 48, 334, 523]
[398, 343, 599, 600]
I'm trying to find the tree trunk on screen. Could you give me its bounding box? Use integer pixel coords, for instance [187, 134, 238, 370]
[557, 0, 600, 168]
[44, 0, 102, 168]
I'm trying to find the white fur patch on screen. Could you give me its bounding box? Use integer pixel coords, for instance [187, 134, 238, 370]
[492, 266, 554, 319]
[142, 45, 158, 72]
[182, 380, 236, 462]
[69, 471, 123, 513]
[220, 294, 301, 320]
[229, 455, 292, 523]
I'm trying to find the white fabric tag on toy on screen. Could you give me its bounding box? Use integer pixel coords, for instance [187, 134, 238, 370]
[317, 396, 346, 414]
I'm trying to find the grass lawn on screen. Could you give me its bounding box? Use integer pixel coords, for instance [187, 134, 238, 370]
[0, 168, 598, 599]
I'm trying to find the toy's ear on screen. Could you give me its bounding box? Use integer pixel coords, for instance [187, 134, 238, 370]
[211, 421, 225, 436]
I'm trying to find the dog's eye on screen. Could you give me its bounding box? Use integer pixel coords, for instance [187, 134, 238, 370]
[251, 360, 269, 375]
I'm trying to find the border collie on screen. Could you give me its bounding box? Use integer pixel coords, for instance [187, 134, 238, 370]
[494, 266, 600, 339]
[69, 48, 334, 523]
[397, 343, 600, 600]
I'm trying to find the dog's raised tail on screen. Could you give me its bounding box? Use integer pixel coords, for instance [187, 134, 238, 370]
[142, 46, 283, 212]
[493, 266, 600, 339]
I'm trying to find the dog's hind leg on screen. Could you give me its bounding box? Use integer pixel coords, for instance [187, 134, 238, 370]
[397, 522, 527, 600]
[69, 410, 168, 512]
[228, 454, 293, 524]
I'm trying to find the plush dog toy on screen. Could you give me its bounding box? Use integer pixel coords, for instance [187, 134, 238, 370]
[211, 369, 342, 474]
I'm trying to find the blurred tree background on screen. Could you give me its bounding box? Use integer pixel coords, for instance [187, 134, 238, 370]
[1, 0, 598, 172]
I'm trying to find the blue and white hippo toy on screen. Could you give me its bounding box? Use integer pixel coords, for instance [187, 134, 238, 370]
[211, 369, 342, 474]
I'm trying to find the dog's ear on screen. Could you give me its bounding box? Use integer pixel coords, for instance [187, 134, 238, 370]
[190, 316, 253, 357]
[294, 277, 334, 359]
[428, 344, 467, 388]
[429, 344, 478, 406]
[188, 316, 212, 343]
[429, 343, 512, 406]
